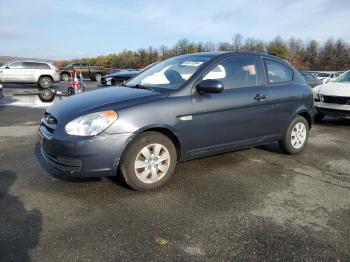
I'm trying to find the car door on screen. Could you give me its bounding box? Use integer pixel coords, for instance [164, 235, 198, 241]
[263, 58, 297, 136]
[22, 62, 38, 82]
[190, 55, 273, 156]
[1, 62, 25, 82]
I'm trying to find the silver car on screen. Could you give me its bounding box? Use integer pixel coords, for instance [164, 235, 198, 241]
[0, 61, 60, 89]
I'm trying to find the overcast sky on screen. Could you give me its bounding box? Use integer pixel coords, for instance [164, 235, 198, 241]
[0, 0, 349, 59]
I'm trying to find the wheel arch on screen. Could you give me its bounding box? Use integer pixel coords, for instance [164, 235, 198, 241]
[135, 126, 183, 160]
[287, 106, 312, 130]
[298, 111, 312, 129]
[38, 75, 54, 82]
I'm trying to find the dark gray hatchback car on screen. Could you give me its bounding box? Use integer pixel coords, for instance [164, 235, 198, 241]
[39, 52, 313, 190]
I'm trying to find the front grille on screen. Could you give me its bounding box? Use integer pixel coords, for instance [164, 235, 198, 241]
[318, 108, 350, 118]
[100, 78, 107, 86]
[39, 112, 58, 139]
[321, 95, 350, 105]
[41, 147, 82, 172]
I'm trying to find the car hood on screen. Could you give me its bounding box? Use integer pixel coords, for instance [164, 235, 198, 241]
[316, 82, 350, 97]
[47, 87, 167, 124]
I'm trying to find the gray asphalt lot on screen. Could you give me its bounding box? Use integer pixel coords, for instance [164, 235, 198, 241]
[0, 82, 350, 261]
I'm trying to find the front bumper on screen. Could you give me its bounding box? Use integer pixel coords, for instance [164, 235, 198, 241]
[315, 102, 350, 119]
[52, 74, 61, 83]
[38, 127, 133, 177]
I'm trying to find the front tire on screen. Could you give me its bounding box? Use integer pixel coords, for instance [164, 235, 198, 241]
[38, 76, 53, 89]
[119, 132, 177, 191]
[279, 116, 309, 154]
[94, 73, 102, 82]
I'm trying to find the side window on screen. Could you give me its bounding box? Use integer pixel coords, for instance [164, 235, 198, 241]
[22, 62, 40, 69]
[265, 59, 293, 84]
[37, 63, 50, 69]
[203, 56, 263, 90]
[8, 62, 24, 69]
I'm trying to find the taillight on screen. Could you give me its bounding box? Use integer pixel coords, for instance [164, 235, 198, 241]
[55, 69, 61, 74]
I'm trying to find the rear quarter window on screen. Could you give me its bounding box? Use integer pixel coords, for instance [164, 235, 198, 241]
[37, 63, 50, 69]
[265, 59, 293, 84]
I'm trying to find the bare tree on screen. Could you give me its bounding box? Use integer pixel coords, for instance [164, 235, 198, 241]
[303, 40, 319, 70]
[232, 33, 243, 51]
[203, 41, 216, 52]
[217, 42, 232, 51]
[287, 37, 304, 67]
[242, 38, 265, 52]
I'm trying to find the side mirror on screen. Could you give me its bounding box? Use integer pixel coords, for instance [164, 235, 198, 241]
[196, 79, 224, 94]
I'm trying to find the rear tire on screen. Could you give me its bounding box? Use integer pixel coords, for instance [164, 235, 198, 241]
[38, 89, 55, 103]
[119, 132, 177, 191]
[38, 76, 53, 89]
[61, 73, 70, 81]
[279, 116, 309, 154]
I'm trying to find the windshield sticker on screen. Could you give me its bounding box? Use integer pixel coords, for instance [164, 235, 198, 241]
[181, 61, 203, 67]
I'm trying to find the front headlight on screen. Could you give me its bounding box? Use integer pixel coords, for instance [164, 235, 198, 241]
[65, 110, 118, 136]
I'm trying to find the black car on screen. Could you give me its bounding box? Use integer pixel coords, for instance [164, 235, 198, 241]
[100, 69, 140, 86]
[0, 83, 3, 99]
[39, 52, 313, 191]
[300, 73, 322, 87]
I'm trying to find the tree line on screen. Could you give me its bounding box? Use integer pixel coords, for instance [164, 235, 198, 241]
[55, 34, 350, 71]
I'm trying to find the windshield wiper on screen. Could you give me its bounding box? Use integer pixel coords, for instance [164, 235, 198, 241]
[134, 84, 152, 90]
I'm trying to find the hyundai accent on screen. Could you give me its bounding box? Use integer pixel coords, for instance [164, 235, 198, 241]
[38, 52, 313, 190]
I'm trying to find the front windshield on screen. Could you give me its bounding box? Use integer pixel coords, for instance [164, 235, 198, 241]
[0, 61, 11, 68]
[125, 55, 212, 90]
[334, 71, 350, 83]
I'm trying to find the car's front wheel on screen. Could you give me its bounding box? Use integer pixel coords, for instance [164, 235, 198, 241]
[94, 73, 102, 82]
[38, 76, 53, 89]
[119, 132, 177, 191]
[279, 115, 309, 154]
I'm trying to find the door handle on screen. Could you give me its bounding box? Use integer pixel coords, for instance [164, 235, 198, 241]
[254, 93, 267, 101]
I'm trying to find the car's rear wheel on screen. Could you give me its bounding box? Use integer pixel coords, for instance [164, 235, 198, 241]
[279, 115, 309, 154]
[119, 132, 177, 191]
[61, 73, 70, 81]
[38, 76, 53, 89]
[38, 89, 55, 103]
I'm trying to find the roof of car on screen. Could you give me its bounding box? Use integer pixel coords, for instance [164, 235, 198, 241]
[180, 51, 277, 59]
[8, 60, 51, 64]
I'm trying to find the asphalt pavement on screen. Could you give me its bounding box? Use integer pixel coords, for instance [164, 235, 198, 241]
[0, 82, 350, 261]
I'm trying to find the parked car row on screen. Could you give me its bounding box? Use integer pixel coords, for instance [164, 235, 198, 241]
[301, 71, 343, 84]
[313, 70, 350, 120]
[100, 69, 140, 86]
[300, 72, 322, 87]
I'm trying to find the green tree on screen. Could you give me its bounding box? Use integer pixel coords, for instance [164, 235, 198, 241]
[267, 36, 288, 60]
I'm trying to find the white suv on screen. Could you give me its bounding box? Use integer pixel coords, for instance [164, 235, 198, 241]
[0, 61, 60, 89]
